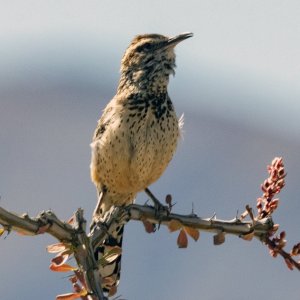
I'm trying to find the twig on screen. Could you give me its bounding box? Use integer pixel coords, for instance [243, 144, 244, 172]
[264, 236, 300, 271]
[0, 207, 107, 300]
[89, 204, 272, 249]
[0, 207, 74, 241]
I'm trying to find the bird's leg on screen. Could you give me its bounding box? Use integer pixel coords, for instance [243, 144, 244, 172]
[92, 196, 102, 219]
[90, 193, 103, 231]
[145, 188, 170, 215]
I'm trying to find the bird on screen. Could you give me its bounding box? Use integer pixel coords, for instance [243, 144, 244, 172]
[90, 32, 193, 295]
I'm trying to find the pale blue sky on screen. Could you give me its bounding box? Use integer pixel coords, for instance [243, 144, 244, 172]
[1, 0, 300, 138]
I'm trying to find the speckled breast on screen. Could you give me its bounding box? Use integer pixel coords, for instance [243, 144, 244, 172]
[90, 92, 179, 196]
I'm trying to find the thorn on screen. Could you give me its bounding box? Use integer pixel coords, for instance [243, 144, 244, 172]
[112, 295, 126, 300]
[246, 205, 255, 222]
[3, 225, 11, 239]
[235, 209, 239, 220]
[209, 212, 216, 221]
[170, 202, 177, 209]
[157, 220, 161, 230]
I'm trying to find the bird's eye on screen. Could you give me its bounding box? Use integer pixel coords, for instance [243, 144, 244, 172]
[136, 42, 152, 53]
[143, 43, 151, 50]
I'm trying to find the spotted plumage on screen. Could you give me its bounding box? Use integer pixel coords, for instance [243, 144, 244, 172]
[90, 32, 192, 295]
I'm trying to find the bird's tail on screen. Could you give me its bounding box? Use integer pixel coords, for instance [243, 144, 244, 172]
[92, 190, 125, 296]
[94, 224, 124, 296]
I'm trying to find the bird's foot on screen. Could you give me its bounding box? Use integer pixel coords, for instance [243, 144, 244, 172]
[90, 214, 101, 232]
[154, 200, 170, 217]
[145, 188, 170, 229]
[145, 188, 170, 214]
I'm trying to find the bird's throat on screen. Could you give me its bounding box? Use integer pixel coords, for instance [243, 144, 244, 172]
[118, 68, 171, 94]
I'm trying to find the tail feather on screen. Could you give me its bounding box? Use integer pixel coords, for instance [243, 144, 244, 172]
[92, 190, 129, 295]
[94, 223, 124, 295]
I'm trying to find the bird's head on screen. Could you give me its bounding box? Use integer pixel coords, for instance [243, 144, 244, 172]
[119, 32, 193, 92]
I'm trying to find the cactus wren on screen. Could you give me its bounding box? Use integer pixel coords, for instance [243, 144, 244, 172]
[90, 32, 193, 295]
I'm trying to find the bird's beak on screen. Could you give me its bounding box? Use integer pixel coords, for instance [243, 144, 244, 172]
[165, 32, 193, 48]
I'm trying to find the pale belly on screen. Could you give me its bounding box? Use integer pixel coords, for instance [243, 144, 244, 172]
[90, 110, 179, 196]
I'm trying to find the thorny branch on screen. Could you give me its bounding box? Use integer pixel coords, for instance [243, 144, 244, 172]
[0, 157, 299, 300]
[91, 204, 274, 246]
[0, 208, 106, 300]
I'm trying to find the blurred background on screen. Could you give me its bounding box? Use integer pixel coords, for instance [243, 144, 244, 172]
[0, 1, 300, 299]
